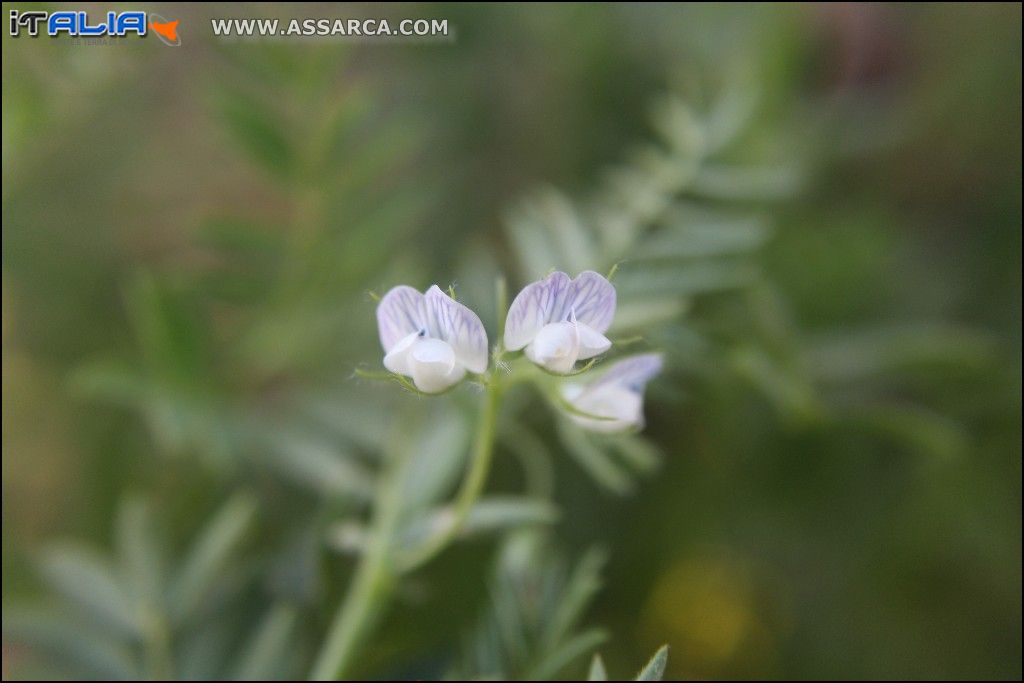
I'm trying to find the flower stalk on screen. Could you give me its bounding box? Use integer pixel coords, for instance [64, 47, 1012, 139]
[311, 375, 503, 680]
[399, 376, 502, 572]
[310, 432, 407, 681]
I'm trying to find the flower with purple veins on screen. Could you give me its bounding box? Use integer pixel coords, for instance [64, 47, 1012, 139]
[562, 353, 663, 432]
[376, 284, 488, 393]
[503, 270, 616, 374]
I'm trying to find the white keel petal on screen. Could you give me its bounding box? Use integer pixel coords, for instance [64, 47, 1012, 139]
[409, 338, 465, 393]
[525, 321, 581, 374]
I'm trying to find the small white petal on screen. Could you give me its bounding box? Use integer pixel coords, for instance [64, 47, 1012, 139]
[567, 384, 643, 433]
[562, 353, 664, 433]
[377, 284, 489, 387]
[377, 285, 427, 353]
[564, 270, 616, 334]
[576, 322, 612, 360]
[504, 271, 572, 351]
[525, 321, 581, 374]
[424, 286, 489, 374]
[410, 337, 455, 366]
[408, 338, 465, 393]
[383, 330, 420, 375]
[589, 353, 663, 392]
[505, 271, 616, 352]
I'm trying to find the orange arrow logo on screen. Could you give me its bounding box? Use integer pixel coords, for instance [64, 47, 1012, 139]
[150, 19, 178, 42]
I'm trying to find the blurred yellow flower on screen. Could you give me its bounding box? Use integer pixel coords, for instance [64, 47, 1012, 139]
[641, 554, 774, 676]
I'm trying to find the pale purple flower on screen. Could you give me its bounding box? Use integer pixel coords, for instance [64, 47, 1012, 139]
[562, 353, 663, 432]
[504, 271, 616, 373]
[377, 285, 488, 393]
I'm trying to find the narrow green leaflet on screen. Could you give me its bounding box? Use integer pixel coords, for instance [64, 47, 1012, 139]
[116, 496, 164, 613]
[168, 494, 257, 623]
[36, 545, 143, 639]
[635, 645, 669, 681]
[229, 603, 299, 680]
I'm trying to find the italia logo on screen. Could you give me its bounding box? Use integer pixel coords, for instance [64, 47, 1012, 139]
[8, 9, 181, 46]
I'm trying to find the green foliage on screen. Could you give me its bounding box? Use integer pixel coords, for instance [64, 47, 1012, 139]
[453, 536, 609, 680]
[3, 4, 1019, 681]
[215, 85, 295, 177]
[634, 645, 669, 681]
[5, 495, 260, 679]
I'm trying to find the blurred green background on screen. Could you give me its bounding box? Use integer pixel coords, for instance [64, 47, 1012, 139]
[2, 3, 1021, 680]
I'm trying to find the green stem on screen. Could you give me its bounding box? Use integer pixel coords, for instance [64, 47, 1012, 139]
[399, 379, 502, 572]
[309, 542, 391, 681]
[310, 378, 503, 679]
[310, 446, 405, 681]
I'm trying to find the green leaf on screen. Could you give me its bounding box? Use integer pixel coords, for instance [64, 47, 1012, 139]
[215, 86, 293, 175]
[328, 114, 423, 195]
[329, 497, 558, 555]
[298, 390, 393, 453]
[633, 216, 770, 261]
[611, 299, 688, 332]
[730, 345, 822, 424]
[651, 95, 706, 157]
[36, 545, 142, 639]
[115, 496, 164, 615]
[506, 198, 562, 281]
[542, 548, 607, 651]
[230, 603, 299, 680]
[455, 537, 611, 680]
[176, 620, 234, 680]
[490, 570, 530, 670]
[68, 359, 151, 407]
[261, 431, 375, 501]
[320, 88, 375, 169]
[399, 407, 471, 511]
[691, 164, 803, 201]
[608, 434, 662, 474]
[514, 188, 596, 275]
[614, 261, 760, 298]
[836, 402, 968, 461]
[804, 324, 997, 383]
[704, 81, 759, 154]
[461, 497, 559, 536]
[2, 608, 140, 680]
[557, 422, 634, 495]
[530, 628, 608, 680]
[125, 271, 210, 383]
[329, 188, 431, 285]
[168, 494, 256, 623]
[635, 645, 669, 681]
[499, 421, 555, 499]
[194, 218, 283, 304]
[588, 653, 608, 681]
[415, 497, 559, 544]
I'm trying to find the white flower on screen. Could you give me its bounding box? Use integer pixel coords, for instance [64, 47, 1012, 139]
[376, 285, 488, 393]
[504, 270, 616, 373]
[562, 353, 663, 432]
